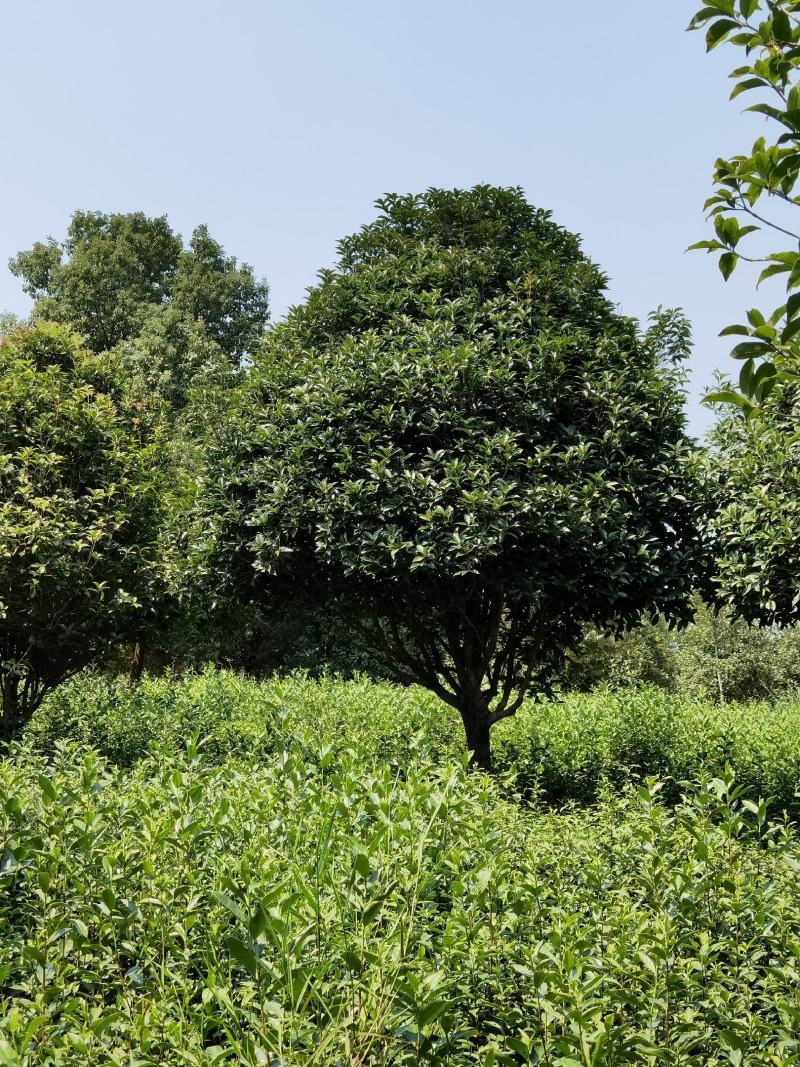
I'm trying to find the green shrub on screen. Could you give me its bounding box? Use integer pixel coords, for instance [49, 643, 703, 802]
[23, 671, 800, 813]
[567, 599, 800, 704]
[2, 738, 799, 1064]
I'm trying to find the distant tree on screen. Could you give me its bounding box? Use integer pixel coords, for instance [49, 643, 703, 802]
[10, 210, 268, 360]
[566, 594, 800, 702]
[674, 597, 800, 702]
[689, 0, 800, 411]
[171, 224, 270, 362]
[0, 323, 166, 740]
[198, 187, 705, 769]
[0, 311, 20, 336]
[9, 212, 269, 682]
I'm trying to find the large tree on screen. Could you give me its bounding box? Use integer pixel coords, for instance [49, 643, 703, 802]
[10, 210, 269, 360]
[9, 212, 269, 680]
[0, 323, 166, 740]
[198, 187, 705, 768]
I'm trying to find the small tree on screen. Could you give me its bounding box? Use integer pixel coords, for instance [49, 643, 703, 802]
[0, 323, 165, 740]
[201, 187, 705, 768]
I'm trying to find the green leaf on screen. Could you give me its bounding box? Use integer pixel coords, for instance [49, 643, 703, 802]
[739, 357, 756, 394]
[38, 776, 56, 804]
[210, 891, 248, 925]
[706, 17, 740, 48]
[353, 851, 371, 879]
[687, 239, 724, 251]
[704, 388, 756, 408]
[719, 251, 738, 279]
[751, 360, 778, 398]
[227, 936, 260, 977]
[417, 999, 452, 1028]
[362, 898, 383, 923]
[771, 8, 792, 42]
[730, 76, 766, 99]
[689, 5, 732, 30]
[781, 317, 800, 341]
[248, 904, 268, 941]
[758, 262, 792, 285]
[729, 340, 771, 359]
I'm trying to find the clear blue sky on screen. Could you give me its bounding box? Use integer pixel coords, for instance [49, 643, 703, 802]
[0, 0, 775, 436]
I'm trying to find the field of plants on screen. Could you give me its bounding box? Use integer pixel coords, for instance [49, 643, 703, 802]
[3, 673, 800, 1065]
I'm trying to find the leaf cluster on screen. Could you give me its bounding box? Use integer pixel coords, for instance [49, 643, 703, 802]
[689, 0, 800, 406]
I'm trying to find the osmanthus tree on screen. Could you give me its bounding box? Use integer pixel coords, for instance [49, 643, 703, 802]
[200, 187, 705, 769]
[689, 0, 800, 411]
[0, 323, 165, 741]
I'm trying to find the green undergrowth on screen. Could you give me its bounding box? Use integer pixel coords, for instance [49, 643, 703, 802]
[2, 738, 800, 1064]
[22, 670, 800, 811]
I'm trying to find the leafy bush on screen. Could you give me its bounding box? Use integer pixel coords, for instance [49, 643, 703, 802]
[2, 735, 799, 1064]
[23, 671, 800, 812]
[567, 599, 800, 704]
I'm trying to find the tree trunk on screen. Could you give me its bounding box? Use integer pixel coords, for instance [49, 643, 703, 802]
[130, 641, 145, 683]
[460, 697, 492, 772]
[1, 677, 21, 745]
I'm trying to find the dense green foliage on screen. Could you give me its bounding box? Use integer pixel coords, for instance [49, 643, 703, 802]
[4, 21, 800, 1063]
[569, 598, 800, 701]
[199, 187, 704, 767]
[690, 0, 800, 410]
[3, 678, 800, 1064]
[10, 212, 269, 360]
[6, 212, 273, 685]
[19, 670, 800, 812]
[0, 324, 165, 740]
[704, 395, 800, 625]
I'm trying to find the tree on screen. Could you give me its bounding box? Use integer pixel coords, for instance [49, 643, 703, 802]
[198, 186, 705, 769]
[10, 212, 270, 681]
[0, 322, 165, 740]
[10, 211, 268, 360]
[689, 0, 800, 411]
[171, 224, 270, 362]
[704, 385, 800, 625]
[0, 311, 20, 336]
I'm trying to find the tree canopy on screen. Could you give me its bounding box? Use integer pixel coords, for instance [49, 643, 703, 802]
[198, 186, 706, 767]
[0, 322, 166, 740]
[10, 211, 269, 360]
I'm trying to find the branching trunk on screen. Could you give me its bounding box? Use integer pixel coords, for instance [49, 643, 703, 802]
[460, 691, 492, 772]
[130, 640, 146, 683]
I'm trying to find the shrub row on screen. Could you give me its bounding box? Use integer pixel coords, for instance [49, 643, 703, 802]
[22, 671, 800, 810]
